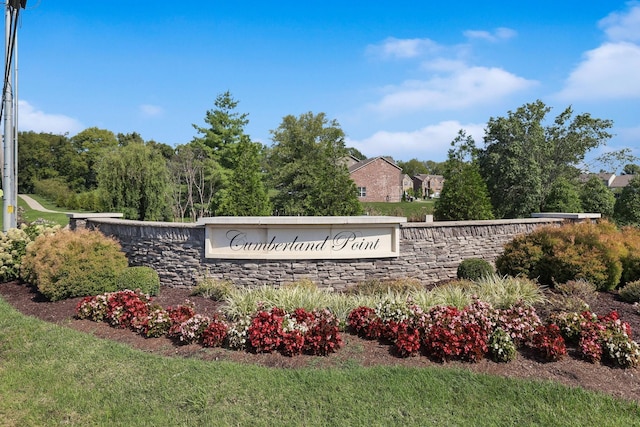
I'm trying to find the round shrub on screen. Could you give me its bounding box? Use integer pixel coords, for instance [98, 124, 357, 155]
[496, 221, 623, 291]
[20, 229, 129, 301]
[619, 280, 640, 303]
[116, 266, 160, 296]
[457, 258, 495, 281]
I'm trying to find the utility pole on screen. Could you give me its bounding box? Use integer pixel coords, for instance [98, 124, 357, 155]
[2, 0, 26, 232]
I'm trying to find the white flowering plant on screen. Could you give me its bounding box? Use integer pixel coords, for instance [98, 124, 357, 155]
[0, 223, 59, 282]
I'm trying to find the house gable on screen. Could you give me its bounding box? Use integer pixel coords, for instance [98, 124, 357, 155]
[349, 157, 403, 202]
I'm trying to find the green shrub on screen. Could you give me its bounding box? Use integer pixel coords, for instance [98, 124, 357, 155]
[116, 266, 160, 296]
[457, 258, 495, 281]
[619, 280, 640, 303]
[20, 229, 129, 301]
[547, 279, 598, 312]
[191, 277, 235, 301]
[496, 221, 624, 291]
[620, 226, 640, 286]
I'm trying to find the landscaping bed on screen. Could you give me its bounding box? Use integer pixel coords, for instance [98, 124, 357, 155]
[1, 280, 640, 403]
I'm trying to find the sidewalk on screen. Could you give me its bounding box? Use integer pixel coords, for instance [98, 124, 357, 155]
[18, 195, 70, 213]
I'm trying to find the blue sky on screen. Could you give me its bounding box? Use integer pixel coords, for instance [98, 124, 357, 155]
[14, 1, 640, 168]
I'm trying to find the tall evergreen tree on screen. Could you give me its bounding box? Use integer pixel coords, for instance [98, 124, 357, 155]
[192, 91, 249, 170]
[434, 131, 494, 221]
[267, 112, 362, 216]
[215, 136, 271, 216]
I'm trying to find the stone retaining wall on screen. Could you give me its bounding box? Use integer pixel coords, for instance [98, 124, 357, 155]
[72, 217, 565, 290]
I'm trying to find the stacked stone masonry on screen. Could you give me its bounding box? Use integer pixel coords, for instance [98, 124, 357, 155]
[73, 217, 564, 290]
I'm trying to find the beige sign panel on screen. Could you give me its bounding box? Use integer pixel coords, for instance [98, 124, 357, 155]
[198, 216, 405, 260]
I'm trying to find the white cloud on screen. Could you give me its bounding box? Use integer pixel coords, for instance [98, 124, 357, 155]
[463, 27, 517, 42]
[17, 100, 83, 134]
[557, 4, 640, 101]
[139, 104, 164, 118]
[346, 121, 485, 162]
[370, 66, 537, 115]
[556, 42, 640, 100]
[366, 37, 441, 59]
[599, 3, 640, 42]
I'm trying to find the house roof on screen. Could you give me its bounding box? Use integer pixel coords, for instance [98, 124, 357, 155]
[348, 156, 402, 173]
[579, 173, 635, 188]
[412, 174, 444, 183]
[611, 174, 636, 188]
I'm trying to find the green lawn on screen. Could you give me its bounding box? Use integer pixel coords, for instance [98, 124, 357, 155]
[0, 298, 638, 426]
[362, 200, 435, 221]
[0, 195, 91, 230]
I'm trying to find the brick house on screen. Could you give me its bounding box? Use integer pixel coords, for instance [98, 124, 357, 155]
[349, 157, 403, 202]
[412, 174, 445, 198]
[402, 174, 414, 197]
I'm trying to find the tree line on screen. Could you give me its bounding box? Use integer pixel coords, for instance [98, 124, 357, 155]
[18, 92, 362, 221]
[431, 100, 639, 225]
[17, 95, 640, 225]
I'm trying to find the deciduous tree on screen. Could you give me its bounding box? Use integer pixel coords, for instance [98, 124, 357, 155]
[614, 176, 640, 226]
[97, 142, 171, 221]
[168, 142, 221, 221]
[267, 112, 362, 216]
[580, 176, 615, 217]
[478, 100, 612, 218]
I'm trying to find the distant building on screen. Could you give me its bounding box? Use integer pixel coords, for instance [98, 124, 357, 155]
[412, 174, 445, 198]
[579, 173, 636, 190]
[349, 157, 403, 202]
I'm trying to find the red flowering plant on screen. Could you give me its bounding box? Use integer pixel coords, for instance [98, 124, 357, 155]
[280, 308, 311, 356]
[387, 304, 427, 357]
[423, 305, 489, 362]
[529, 323, 567, 362]
[347, 306, 384, 340]
[76, 293, 110, 322]
[166, 301, 196, 338]
[303, 309, 343, 356]
[577, 310, 640, 368]
[248, 307, 285, 353]
[374, 298, 414, 342]
[393, 321, 422, 357]
[577, 311, 605, 363]
[105, 290, 151, 329]
[200, 315, 229, 347]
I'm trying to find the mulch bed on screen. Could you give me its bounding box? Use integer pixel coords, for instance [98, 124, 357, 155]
[1, 280, 640, 403]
